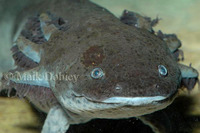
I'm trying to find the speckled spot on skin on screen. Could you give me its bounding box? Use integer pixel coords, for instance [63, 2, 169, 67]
[81, 45, 105, 67]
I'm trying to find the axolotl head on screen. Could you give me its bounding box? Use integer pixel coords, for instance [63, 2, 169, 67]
[51, 24, 182, 116]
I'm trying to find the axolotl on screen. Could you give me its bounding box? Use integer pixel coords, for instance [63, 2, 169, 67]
[0, 0, 199, 133]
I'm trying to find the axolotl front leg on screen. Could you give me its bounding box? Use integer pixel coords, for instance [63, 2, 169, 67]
[42, 105, 70, 133]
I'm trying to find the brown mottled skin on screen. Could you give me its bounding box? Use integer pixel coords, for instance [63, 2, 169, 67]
[1, 0, 199, 132]
[43, 0, 181, 101]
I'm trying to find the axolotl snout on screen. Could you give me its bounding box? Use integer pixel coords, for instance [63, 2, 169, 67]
[0, 0, 199, 132]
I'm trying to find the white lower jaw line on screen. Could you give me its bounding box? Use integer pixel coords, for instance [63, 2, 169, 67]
[102, 96, 166, 105]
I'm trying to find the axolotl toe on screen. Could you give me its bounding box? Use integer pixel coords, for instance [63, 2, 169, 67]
[0, 0, 199, 133]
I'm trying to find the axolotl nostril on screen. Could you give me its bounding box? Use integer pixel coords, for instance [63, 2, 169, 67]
[0, 0, 199, 133]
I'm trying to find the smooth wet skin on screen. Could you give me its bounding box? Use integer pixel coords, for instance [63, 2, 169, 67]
[49, 20, 182, 102]
[43, 0, 181, 102]
[0, 0, 199, 133]
[39, 0, 183, 129]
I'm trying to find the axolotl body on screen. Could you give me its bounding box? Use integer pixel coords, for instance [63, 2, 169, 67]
[0, 0, 199, 133]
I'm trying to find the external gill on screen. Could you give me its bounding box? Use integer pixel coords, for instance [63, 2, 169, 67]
[157, 30, 184, 61]
[178, 63, 199, 91]
[120, 10, 160, 33]
[39, 12, 69, 41]
[11, 35, 43, 70]
[0, 69, 58, 112]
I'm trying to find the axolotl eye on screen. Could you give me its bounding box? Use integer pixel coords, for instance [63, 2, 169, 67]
[91, 68, 105, 79]
[158, 65, 168, 76]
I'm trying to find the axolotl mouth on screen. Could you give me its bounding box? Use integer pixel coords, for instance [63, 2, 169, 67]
[102, 94, 171, 105]
[60, 80, 180, 119]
